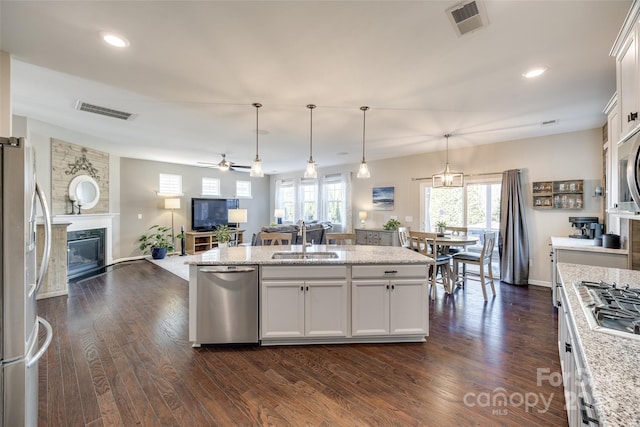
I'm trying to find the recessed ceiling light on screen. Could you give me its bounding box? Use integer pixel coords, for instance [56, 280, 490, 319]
[523, 66, 548, 79]
[100, 32, 130, 48]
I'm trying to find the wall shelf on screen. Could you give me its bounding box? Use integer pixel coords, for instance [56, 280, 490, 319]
[533, 180, 584, 209]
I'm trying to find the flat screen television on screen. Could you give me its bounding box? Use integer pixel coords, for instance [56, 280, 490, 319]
[191, 198, 239, 231]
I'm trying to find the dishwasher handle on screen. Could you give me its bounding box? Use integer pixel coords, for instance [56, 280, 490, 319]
[199, 266, 256, 274]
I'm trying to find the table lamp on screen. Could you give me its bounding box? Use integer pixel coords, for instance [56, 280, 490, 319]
[359, 211, 367, 228]
[164, 198, 181, 247]
[228, 208, 248, 246]
[274, 209, 285, 224]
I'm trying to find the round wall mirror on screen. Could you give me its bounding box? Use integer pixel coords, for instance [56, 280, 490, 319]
[69, 175, 100, 210]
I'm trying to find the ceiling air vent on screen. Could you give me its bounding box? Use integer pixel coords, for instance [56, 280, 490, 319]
[446, 0, 489, 37]
[75, 100, 136, 121]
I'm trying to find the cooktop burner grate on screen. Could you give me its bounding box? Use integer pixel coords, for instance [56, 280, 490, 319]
[575, 281, 640, 339]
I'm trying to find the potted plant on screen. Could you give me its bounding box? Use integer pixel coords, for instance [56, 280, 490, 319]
[435, 220, 447, 235]
[383, 219, 401, 231]
[215, 224, 232, 247]
[138, 225, 174, 259]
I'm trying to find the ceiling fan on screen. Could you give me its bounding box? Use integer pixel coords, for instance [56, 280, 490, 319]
[198, 154, 251, 172]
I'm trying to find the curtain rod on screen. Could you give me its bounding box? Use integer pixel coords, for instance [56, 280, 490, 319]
[411, 170, 520, 181]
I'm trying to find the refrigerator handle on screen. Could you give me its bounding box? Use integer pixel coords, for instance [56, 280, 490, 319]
[26, 316, 53, 368]
[35, 180, 52, 295]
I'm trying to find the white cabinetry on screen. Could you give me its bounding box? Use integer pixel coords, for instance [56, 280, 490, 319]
[618, 30, 639, 137]
[351, 265, 428, 337]
[557, 287, 600, 426]
[612, 2, 640, 140]
[261, 266, 348, 341]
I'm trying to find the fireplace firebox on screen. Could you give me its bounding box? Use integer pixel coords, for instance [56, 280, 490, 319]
[67, 228, 106, 281]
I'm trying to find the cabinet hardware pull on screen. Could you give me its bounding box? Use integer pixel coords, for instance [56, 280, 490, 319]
[391, 284, 395, 290]
[306, 286, 309, 291]
[300, 286, 304, 291]
[565, 342, 572, 353]
[579, 398, 600, 425]
[384, 270, 398, 274]
[632, 112, 638, 122]
[386, 284, 390, 290]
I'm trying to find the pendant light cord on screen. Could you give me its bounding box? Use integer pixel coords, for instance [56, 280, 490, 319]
[361, 106, 369, 162]
[444, 133, 451, 164]
[253, 103, 261, 160]
[307, 104, 316, 161]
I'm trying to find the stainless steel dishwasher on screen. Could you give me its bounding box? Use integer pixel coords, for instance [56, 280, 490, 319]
[193, 265, 258, 346]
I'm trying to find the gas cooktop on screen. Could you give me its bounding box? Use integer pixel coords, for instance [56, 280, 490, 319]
[574, 281, 640, 340]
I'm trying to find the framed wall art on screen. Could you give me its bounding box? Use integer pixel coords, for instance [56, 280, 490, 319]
[372, 186, 394, 210]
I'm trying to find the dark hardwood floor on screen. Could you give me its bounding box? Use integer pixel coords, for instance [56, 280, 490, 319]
[37, 261, 567, 426]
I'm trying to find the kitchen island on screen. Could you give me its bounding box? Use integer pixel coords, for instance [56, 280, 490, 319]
[557, 263, 640, 426]
[187, 244, 433, 346]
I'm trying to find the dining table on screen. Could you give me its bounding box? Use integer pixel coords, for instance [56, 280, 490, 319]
[428, 234, 479, 293]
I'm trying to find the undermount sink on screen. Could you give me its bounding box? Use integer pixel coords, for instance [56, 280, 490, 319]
[271, 251, 339, 260]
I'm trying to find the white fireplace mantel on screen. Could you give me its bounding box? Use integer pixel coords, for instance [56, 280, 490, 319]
[52, 213, 118, 265]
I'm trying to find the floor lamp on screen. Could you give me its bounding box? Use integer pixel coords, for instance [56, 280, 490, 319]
[228, 208, 248, 246]
[165, 198, 180, 249]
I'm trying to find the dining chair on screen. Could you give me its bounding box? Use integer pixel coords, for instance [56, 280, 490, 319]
[326, 233, 356, 245]
[260, 232, 292, 246]
[409, 231, 452, 299]
[444, 226, 468, 255]
[452, 231, 496, 301]
[397, 227, 410, 248]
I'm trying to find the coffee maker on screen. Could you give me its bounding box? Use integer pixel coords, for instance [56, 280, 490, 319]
[568, 217, 600, 239]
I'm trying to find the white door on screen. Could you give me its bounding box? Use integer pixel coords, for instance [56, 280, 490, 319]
[389, 279, 428, 335]
[305, 280, 348, 337]
[351, 280, 390, 336]
[619, 30, 639, 137]
[261, 281, 304, 338]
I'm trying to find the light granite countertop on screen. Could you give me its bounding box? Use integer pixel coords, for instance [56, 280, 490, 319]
[186, 244, 433, 265]
[557, 263, 640, 426]
[551, 236, 628, 255]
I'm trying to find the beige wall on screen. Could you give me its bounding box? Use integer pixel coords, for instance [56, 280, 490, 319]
[270, 128, 604, 286]
[119, 158, 270, 258]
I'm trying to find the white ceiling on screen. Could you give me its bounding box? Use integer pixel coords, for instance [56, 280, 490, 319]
[0, 1, 631, 174]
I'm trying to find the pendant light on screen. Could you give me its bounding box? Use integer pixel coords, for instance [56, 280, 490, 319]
[250, 102, 264, 177]
[357, 106, 371, 179]
[432, 134, 464, 188]
[304, 104, 317, 179]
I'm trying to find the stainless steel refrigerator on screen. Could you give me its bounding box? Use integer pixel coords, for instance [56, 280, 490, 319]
[0, 136, 53, 426]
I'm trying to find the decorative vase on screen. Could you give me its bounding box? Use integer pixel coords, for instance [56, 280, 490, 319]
[217, 242, 228, 248]
[151, 247, 167, 260]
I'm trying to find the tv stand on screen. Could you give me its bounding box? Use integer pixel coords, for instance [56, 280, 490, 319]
[185, 230, 245, 255]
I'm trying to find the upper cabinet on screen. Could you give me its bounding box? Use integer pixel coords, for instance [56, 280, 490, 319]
[612, 1, 640, 141]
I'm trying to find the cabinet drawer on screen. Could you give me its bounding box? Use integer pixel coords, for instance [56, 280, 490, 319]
[352, 264, 427, 279]
[261, 266, 348, 279]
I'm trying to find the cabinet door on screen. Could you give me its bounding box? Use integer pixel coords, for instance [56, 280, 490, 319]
[261, 281, 305, 338]
[379, 231, 393, 246]
[619, 30, 639, 136]
[355, 230, 367, 245]
[352, 280, 390, 336]
[389, 279, 428, 335]
[305, 280, 348, 337]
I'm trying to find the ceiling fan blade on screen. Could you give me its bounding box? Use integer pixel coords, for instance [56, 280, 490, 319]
[230, 164, 251, 169]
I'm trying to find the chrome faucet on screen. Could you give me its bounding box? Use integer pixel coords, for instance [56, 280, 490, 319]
[298, 220, 308, 251]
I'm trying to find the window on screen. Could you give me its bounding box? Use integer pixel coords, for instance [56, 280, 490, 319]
[201, 177, 220, 196]
[158, 173, 182, 196]
[421, 176, 501, 276]
[236, 180, 251, 198]
[276, 179, 296, 222]
[422, 177, 501, 234]
[300, 179, 318, 221]
[323, 174, 346, 231]
[275, 173, 351, 230]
